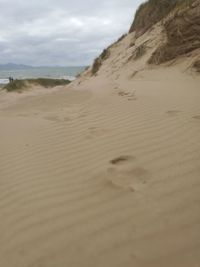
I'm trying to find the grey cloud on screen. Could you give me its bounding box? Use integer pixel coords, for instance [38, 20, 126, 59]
[0, 0, 143, 66]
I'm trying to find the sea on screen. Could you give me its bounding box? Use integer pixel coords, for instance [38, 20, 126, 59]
[0, 66, 86, 85]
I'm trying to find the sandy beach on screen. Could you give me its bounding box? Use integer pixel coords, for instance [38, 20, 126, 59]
[0, 59, 200, 267]
[0, 2, 200, 266]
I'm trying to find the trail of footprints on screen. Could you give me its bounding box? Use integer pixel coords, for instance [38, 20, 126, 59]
[114, 84, 137, 101]
[104, 155, 149, 192]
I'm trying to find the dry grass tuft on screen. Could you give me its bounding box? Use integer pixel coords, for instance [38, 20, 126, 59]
[128, 43, 147, 62]
[4, 78, 70, 92]
[149, 0, 200, 64]
[115, 34, 127, 44]
[135, 44, 147, 59]
[193, 60, 200, 73]
[91, 48, 111, 75]
[129, 0, 195, 37]
[91, 58, 102, 75]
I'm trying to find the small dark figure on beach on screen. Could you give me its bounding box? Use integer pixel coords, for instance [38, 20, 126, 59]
[8, 77, 14, 83]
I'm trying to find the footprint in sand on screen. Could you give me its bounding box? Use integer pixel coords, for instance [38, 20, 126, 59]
[44, 115, 61, 122]
[110, 155, 135, 165]
[166, 110, 181, 116]
[44, 115, 70, 122]
[105, 155, 149, 192]
[118, 91, 137, 101]
[128, 94, 137, 101]
[118, 91, 130, 97]
[193, 115, 200, 120]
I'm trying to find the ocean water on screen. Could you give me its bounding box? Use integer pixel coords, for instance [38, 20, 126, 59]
[0, 66, 86, 84]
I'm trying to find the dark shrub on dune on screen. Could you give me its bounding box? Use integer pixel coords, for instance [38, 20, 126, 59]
[4, 78, 70, 92]
[91, 48, 111, 75]
[149, 0, 200, 64]
[129, 0, 193, 37]
[193, 60, 200, 72]
[91, 58, 102, 75]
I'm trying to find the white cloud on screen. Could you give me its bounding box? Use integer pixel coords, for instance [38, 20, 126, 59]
[0, 0, 143, 66]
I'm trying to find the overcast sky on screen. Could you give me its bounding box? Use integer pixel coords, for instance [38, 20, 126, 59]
[0, 0, 143, 66]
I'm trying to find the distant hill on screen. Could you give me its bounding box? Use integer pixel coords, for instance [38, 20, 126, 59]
[0, 63, 33, 70]
[0, 64, 88, 70]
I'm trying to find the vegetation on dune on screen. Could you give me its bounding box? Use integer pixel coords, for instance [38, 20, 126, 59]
[193, 60, 200, 72]
[4, 80, 27, 92]
[91, 34, 129, 76]
[91, 48, 111, 75]
[100, 48, 111, 61]
[91, 0, 199, 73]
[129, 0, 194, 37]
[127, 43, 147, 62]
[28, 78, 70, 88]
[4, 78, 70, 92]
[91, 58, 102, 75]
[134, 44, 147, 60]
[115, 34, 127, 44]
[91, 34, 130, 76]
[149, 0, 200, 64]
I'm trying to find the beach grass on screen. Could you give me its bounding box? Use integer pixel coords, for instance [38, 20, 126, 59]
[4, 78, 71, 92]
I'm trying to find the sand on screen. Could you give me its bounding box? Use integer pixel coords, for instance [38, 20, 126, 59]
[0, 28, 200, 266]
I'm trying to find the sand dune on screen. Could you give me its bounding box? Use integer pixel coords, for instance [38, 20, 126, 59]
[0, 17, 200, 267]
[1, 65, 200, 267]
